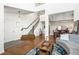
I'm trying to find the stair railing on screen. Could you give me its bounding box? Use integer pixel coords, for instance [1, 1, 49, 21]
[21, 17, 39, 31]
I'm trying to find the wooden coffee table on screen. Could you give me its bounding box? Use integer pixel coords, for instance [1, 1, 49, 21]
[34, 35, 55, 55]
[37, 40, 53, 55]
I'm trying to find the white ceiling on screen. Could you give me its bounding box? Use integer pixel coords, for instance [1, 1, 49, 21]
[4, 6, 34, 14]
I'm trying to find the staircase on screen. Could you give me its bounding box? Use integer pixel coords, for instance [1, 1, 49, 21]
[28, 17, 40, 34]
[20, 15, 40, 40]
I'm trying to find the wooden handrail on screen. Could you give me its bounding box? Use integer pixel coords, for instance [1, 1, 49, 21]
[21, 17, 39, 31]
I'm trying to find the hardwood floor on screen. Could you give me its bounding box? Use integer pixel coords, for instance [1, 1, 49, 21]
[3, 40, 34, 55]
[2, 35, 55, 55]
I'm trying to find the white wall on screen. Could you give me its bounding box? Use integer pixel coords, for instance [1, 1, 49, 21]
[4, 11, 38, 43]
[46, 3, 75, 14]
[46, 3, 79, 21]
[4, 13, 19, 42]
[0, 3, 4, 54]
[4, 3, 35, 11]
[49, 11, 74, 21]
[35, 3, 79, 21]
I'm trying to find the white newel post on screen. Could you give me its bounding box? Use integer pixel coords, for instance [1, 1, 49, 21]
[45, 12, 49, 41]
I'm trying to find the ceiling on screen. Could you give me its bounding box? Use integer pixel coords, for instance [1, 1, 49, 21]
[4, 6, 34, 14]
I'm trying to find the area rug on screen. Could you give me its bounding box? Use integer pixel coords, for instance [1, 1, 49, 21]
[26, 48, 39, 55]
